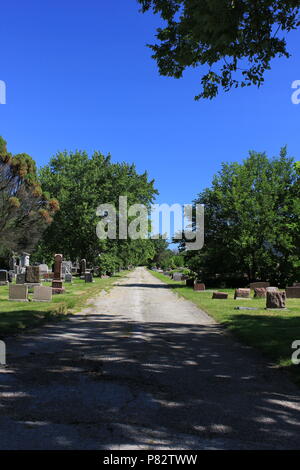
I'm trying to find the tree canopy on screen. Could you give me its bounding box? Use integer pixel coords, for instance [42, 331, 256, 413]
[0, 137, 59, 256]
[138, 0, 300, 99]
[182, 148, 300, 286]
[37, 150, 158, 267]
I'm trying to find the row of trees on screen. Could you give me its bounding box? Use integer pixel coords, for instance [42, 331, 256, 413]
[180, 148, 300, 287]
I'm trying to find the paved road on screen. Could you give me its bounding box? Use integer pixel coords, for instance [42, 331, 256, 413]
[1, 267, 300, 449]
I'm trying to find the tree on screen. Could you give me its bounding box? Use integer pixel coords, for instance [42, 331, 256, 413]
[138, 0, 300, 99]
[183, 148, 300, 286]
[0, 137, 59, 256]
[38, 150, 158, 266]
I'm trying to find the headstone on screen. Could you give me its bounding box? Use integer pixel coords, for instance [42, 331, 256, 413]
[25, 266, 40, 284]
[9, 284, 28, 302]
[266, 291, 286, 309]
[62, 261, 72, 275]
[286, 287, 300, 299]
[250, 281, 270, 289]
[0, 270, 8, 286]
[32, 286, 52, 302]
[234, 288, 250, 299]
[80, 259, 87, 275]
[172, 272, 182, 281]
[212, 292, 228, 299]
[85, 272, 94, 283]
[254, 287, 267, 298]
[16, 273, 26, 284]
[186, 278, 195, 287]
[266, 287, 279, 293]
[39, 264, 49, 275]
[20, 252, 30, 268]
[194, 282, 205, 291]
[64, 273, 73, 283]
[52, 254, 65, 294]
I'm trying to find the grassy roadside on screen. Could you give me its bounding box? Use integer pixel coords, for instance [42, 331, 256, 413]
[149, 270, 300, 385]
[0, 271, 129, 337]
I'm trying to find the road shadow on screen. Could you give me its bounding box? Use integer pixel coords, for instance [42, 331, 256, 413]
[1, 313, 300, 449]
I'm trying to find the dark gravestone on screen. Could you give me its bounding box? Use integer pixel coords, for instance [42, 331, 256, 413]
[194, 282, 205, 291]
[186, 278, 195, 287]
[212, 292, 228, 299]
[0, 270, 8, 285]
[25, 266, 40, 284]
[16, 273, 26, 284]
[80, 259, 87, 275]
[254, 287, 266, 298]
[234, 288, 250, 299]
[85, 273, 93, 283]
[286, 287, 300, 299]
[266, 291, 286, 309]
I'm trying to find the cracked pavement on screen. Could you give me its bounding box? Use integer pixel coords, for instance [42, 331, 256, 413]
[1, 267, 300, 449]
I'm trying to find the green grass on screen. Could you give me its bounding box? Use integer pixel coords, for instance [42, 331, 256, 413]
[149, 270, 300, 385]
[0, 272, 129, 336]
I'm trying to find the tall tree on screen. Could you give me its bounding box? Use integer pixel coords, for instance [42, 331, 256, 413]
[38, 150, 158, 264]
[138, 0, 300, 99]
[0, 137, 59, 255]
[184, 148, 300, 285]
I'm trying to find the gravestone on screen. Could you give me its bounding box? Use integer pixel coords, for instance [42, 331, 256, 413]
[20, 252, 30, 268]
[250, 281, 270, 289]
[16, 273, 26, 284]
[64, 273, 73, 283]
[0, 270, 8, 286]
[172, 272, 182, 281]
[39, 264, 49, 276]
[286, 287, 300, 299]
[186, 278, 195, 287]
[80, 259, 87, 275]
[52, 254, 65, 294]
[9, 284, 28, 302]
[62, 261, 72, 275]
[25, 266, 40, 284]
[194, 282, 205, 291]
[33, 286, 52, 302]
[266, 291, 286, 309]
[85, 272, 94, 283]
[234, 288, 250, 299]
[266, 286, 279, 292]
[212, 292, 228, 299]
[254, 287, 267, 298]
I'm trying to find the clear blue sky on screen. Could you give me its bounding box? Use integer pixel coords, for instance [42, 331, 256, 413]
[1, 0, 300, 206]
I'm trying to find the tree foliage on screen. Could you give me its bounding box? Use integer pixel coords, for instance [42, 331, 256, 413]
[0, 137, 59, 255]
[138, 0, 300, 99]
[38, 150, 158, 267]
[183, 148, 300, 286]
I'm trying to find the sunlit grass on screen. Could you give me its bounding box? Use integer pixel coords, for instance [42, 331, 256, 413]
[0, 272, 129, 336]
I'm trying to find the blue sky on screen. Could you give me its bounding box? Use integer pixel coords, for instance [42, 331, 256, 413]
[1, 0, 300, 206]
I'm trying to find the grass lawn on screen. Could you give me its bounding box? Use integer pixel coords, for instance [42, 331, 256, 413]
[0, 272, 129, 337]
[149, 270, 300, 385]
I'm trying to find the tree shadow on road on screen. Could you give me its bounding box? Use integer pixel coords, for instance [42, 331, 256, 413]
[1, 314, 300, 450]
